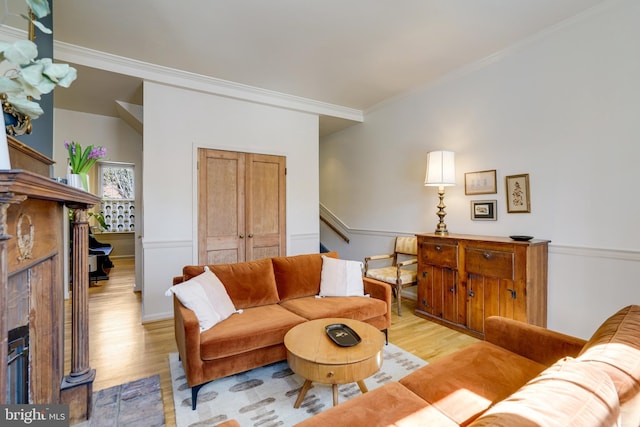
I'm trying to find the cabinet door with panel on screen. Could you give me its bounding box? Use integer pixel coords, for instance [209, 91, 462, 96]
[416, 238, 462, 325]
[465, 244, 530, 334]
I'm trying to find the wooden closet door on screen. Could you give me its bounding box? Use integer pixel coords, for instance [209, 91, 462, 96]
[245, 153, 286, 260]
[198, 149, 246, 264]
[198, 149, 286, 264]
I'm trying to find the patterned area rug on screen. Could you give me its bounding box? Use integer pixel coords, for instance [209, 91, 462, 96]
[77, 375, 165, 427]
[170, 343, 427, 427]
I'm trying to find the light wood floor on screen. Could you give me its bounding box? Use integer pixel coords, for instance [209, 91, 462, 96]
[65, 258, 479, 427]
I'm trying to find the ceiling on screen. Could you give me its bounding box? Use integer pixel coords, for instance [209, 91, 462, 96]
[39, 1, 607, 135]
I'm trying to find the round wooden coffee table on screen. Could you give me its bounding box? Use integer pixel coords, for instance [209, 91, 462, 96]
[284, 318, 385, 408]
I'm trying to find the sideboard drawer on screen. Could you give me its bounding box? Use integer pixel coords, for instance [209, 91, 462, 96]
[465, 248, 514, 279]
[419, 242, 458, 269]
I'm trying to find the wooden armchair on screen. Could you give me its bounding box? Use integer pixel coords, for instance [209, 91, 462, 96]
[364, 236, 418, 316]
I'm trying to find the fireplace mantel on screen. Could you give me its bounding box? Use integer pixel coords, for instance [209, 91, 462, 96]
[0, 168, 99, 424]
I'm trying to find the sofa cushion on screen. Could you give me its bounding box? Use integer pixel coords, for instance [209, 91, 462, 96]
[183, 258, 280, 309]
[470, 357, 620, 427]
[272, 252, 338, 301]
[319, 255, 365, 297]
[399, 341, 547, 425]
[200, 304, 307, 360]
[578, 305, 640, 427]
[166, 267, 237, 331]
[293, 382, 458, 427]
[279, 295, 387, 323]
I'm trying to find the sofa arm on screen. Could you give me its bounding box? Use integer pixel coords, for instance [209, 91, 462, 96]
[363, 276, 392, 325]
[173, 297, 205, 385]
[484, 316, 587, 366]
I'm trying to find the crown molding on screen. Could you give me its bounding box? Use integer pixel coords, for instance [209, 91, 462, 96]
[53, 40, 363, 122]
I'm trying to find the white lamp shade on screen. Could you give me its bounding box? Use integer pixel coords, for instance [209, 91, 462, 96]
[424, 150, 455, 186]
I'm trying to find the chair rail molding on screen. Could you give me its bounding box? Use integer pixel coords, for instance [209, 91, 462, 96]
[549, 244, 640, 262]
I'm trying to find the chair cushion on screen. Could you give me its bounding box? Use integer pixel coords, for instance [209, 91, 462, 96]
[395, 236, 417, 255]
[470, 357, 620, 427]
[272, 252, 338, 301]
[578, 305, 640, 427]
[366, 266, 417, 285]
[279, 295, 387, 322]
[183, 258, 280, 309]
[200, 304, 307, 360]
[399, 341, 547, 425]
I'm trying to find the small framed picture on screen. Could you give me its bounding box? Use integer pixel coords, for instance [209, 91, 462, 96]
[506, 174, 531, 213]
[465, 170, 497, 195]
[470, 200, 497, 221]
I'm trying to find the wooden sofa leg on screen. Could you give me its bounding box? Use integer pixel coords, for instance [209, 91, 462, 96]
[191, 383, 205, 410]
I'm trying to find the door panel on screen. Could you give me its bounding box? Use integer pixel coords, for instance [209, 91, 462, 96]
[245, 154, 286, 261]
[198, 149, 245, 264]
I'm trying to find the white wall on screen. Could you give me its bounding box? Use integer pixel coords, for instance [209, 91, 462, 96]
[142, 81, 320, 322]
[320, 0, 640, 339]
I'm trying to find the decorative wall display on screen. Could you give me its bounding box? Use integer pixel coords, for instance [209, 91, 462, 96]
[100, 200, 135, 232]
[470, 200, 497, 221]
[464, 169, 497, 195]
[506, 174, 531, 213]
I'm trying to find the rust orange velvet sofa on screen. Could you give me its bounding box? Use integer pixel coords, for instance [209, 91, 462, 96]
[287, 304, 640, 427]
[172, 252, 391, 409]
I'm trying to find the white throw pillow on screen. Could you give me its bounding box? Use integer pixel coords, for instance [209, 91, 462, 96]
[319, 255, 365, 297]
[165, 266, 237, 331]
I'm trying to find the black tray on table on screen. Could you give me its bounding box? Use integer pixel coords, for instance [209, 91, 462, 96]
[325, 323, 362, 347]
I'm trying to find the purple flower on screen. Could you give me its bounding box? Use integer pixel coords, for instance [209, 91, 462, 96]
[64, 140, 107, 174]
[88, 147, 107, 159]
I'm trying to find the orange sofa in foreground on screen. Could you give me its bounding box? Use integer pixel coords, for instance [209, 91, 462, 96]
[218, 305, 640, 427]
[293, 305, 640, 427]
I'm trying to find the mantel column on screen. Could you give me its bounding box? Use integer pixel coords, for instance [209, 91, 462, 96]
[61, 207, 95, 422]
[0, 195, 12, 403]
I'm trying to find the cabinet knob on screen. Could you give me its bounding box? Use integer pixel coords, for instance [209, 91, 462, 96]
[248, 233, 254, 238]
[507, 288, 517, 299]
[422, 271, 428, 278]
[468, 291, 475, 297]
[449, 287, 455, 293]
[239, 234, 245, 239]
[435, 245, 441, 251]
[483, 252, 491, 259]
[327, 371, 334, 378]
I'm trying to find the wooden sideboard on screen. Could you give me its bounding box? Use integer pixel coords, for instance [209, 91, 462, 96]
[0, 162, 99, 422]
[415, 233, 549, 338]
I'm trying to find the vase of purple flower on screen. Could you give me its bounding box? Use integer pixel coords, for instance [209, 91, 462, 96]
[64, 140, 107, 192]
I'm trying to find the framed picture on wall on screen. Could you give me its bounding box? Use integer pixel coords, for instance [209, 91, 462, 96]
[470, 200, 497, 221]
[465, 170, 497, 195]
[506, 174, 531, 213]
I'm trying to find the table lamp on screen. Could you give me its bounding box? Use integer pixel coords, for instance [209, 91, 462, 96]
[424, 150, 456, 235]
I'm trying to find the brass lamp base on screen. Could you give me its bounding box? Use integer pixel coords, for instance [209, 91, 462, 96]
[434, 227, 449, 236]
[434, 186, 449, 235]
